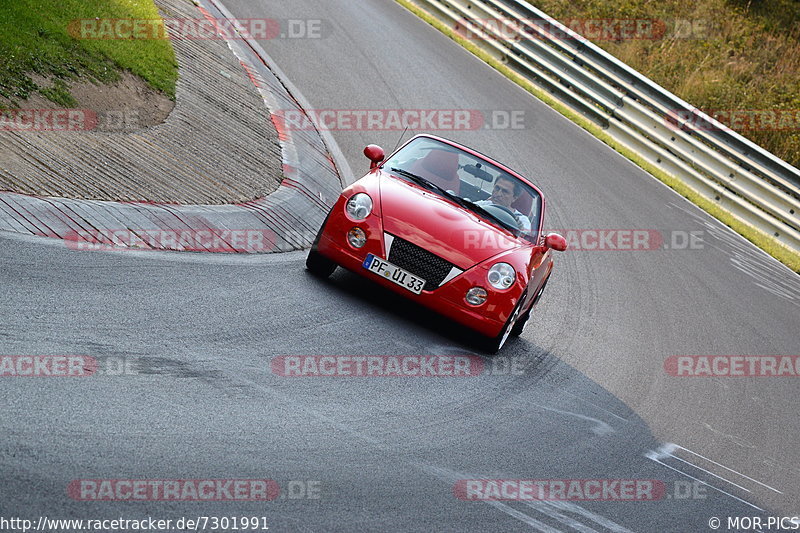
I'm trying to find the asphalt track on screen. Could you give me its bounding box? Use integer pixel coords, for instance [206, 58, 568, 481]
[1, 0, 799, 531]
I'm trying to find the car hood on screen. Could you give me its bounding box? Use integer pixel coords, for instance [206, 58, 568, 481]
[378, 172, 523, 269]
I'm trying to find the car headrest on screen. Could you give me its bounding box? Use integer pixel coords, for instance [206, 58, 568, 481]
[511, 193, 533, 218]
[420, 150, 457, 176]
[410, 150, 460, 192]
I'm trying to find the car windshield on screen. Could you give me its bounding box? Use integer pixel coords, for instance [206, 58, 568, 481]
[381, 137, 541, 241]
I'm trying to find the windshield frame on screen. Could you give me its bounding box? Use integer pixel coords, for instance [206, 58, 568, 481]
[379, 134, 545, 244]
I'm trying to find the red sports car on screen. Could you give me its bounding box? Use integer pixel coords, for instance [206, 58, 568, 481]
[306, 134, 566, 352]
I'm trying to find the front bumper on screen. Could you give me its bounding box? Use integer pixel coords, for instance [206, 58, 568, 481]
[315, 211, 519, 339]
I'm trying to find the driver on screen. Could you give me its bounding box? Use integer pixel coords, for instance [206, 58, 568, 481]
[476, 175, 531, 231]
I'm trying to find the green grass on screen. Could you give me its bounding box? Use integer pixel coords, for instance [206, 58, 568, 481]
[0, 0, 178, 106]
[396, 0, 800, 273]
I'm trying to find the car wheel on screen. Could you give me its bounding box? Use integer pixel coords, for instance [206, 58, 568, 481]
[484, 296, 525, 354]
[306, 249, 337, 277]
[306, 209, 337, 278]
[510, 275, 549, 337]
[510, 306, 531, 337]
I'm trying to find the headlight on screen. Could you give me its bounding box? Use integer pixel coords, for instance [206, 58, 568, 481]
[487, 263, 515, 290]
[347, 227, 367, 248]
[346, 193, 373, 220]
[465, 287, 488, 306]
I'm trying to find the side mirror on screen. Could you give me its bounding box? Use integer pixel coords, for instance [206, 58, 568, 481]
[544, 233, 567, 252]
[364, 144, 385, 169]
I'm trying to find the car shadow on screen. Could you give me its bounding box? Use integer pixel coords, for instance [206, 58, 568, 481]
[304, 266, 528, 356]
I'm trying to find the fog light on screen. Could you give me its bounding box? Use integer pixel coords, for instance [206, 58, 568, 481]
[465, 287, 488, 306]
[347, 227, 367, 248]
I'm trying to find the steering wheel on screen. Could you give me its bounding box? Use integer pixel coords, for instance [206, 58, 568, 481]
[488, 204, 516, 217]
[481, 203, 521, 229]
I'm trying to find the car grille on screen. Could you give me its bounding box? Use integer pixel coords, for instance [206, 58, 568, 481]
[387, 236, 455, 291]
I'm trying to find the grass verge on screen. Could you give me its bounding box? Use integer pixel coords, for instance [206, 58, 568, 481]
[395, 0, 800, 273]
[531, 0, 800, 171]
[0, 0, 177, 106]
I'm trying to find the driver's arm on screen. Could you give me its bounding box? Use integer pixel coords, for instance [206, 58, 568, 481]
[514, 211, 531, 232]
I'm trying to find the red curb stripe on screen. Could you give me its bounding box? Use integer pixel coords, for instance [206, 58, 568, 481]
[0, 196, 59, 238]
[39, 198, 102, 238]
[239, 60, 261, 88]
[271, 113, 289, 142]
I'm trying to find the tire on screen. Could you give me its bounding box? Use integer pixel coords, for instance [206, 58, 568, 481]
[510, 275, 550, 337]
[305, 208, 337, 278]
[306, 249, 337, 278]
[509, 306, 531, 337]
[483, 296, 525, 354]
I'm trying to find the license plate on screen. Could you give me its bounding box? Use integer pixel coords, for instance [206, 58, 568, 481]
[362, 254, 426, 294]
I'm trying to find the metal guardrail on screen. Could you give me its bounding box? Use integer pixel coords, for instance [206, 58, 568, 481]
[409, 0, 800, 250]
